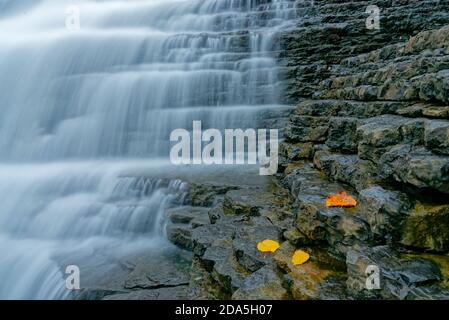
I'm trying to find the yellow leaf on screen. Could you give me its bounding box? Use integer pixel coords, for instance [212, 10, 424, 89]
[257, 239, 280, 253]
[292, 250, 310, 265]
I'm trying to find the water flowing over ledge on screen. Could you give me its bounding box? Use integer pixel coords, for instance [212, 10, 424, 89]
[0, 0, 299, 299]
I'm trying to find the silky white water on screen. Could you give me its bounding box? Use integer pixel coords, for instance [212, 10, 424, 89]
[0, 0, 297, 299]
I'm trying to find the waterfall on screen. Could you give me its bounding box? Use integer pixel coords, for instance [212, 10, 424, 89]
[0, 0, 297, 299]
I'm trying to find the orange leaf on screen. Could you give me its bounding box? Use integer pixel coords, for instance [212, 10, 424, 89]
[292, 250, 310, 265]
[325, 191, 357, 207]
[257, 239, 280, 253]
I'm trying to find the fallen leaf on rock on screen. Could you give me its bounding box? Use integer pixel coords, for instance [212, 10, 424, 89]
[257, 239, 280, 253]
[292, 250, 310, 265]
[325, 191, 357, 208]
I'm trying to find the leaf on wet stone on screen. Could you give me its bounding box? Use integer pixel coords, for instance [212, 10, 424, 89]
[257, 239, 280, 253]
[325, 191, 357, 208]
[292, 250, 310, 266]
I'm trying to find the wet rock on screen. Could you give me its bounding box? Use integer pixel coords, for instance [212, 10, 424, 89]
[189, 209, 288, 298]
[405, 285, 449, 300]
[312, 149, 342, 176]
[401, 203, 449, 252]
[233, 218, 280, 272]
[397, 103, 449, 119]
[75, 288, 126, 300]
[283, 162, 351, 203]
[356, 116, 414, 164]
[102, 287, 188, 300]
[282, 163, 323, 199]
[203, 241, 248, 295]
[285, 115, 329, 142]
[231, 266, 289, 300]
[279, 141, 314, 164]
[124, 253, 191, 290]
[291, 100, 339, 117]
[233, 240, 267, 274]
[263, 206, 295, 232]
[346, 246, 444, 299]
[223, 188, 274, 216]
[290, 100, 404, 119]
[397, 103, 430, 117]
[400, 119, 426, 145]
[283, 227, 311, 247]
[357, 115, 406, 148]
[164, 172, 296, 299]
[315, 276, 349, 300]
[282, 162, 374, 257]
[403, 25, 449, 53]
[274, 242, 337, 300]
[185, 257, 220, 299]
[75, 249, 193, 300]
[167, 224, 194, 251]
[422, 105, 449, 118]
[295, 202, 328, 243]
[278, 3, 449, 301]
[191, 223, 236, 257]
[358, 186, 412, 241]
[166, 206, 212, 250]
[424, 120, 449, 155]
[313, 151, 377, 190]
[185, 183, 237, 207]
[297, 199, 372, 258]
[346, 246, 400, 299]
[208, 204, 224, 224]
[380, 145, 449, 194]
[414, 69, 449, 104]
[167, 206, 210, 224]
[326, 117, 358, 153]
[393, 259, 442, 286]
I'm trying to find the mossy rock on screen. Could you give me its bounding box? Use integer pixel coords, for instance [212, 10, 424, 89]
[401, 203, 449, 252]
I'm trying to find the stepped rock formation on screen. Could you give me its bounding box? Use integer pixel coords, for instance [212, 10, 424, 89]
[154, 0, 449, 300]
[277, 0, 449, 299]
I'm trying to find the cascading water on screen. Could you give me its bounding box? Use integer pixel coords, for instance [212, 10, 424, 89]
[0, 0, 298, 299]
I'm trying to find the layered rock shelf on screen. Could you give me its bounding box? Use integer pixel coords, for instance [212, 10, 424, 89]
[276, 0, 449, 299]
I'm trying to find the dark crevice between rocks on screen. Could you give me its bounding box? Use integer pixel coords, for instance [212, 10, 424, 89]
[395, 183, 449, 204]
[125, 283, 190, 291]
